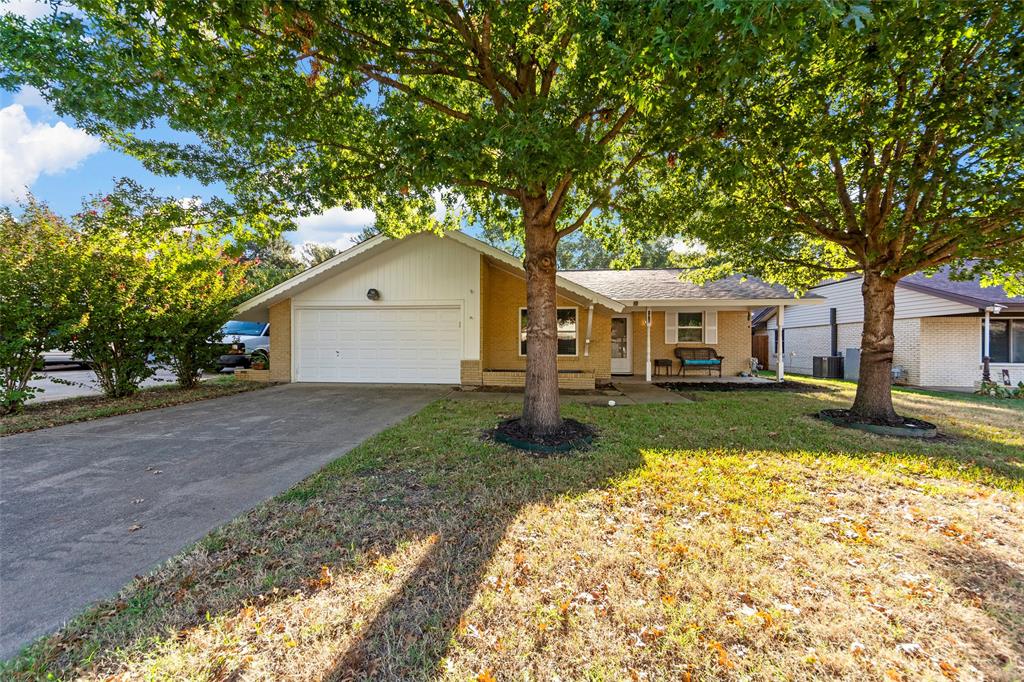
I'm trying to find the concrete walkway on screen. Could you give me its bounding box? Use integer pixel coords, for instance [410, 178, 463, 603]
[0, 383, 446, 659]
[450, 382, 690, 405]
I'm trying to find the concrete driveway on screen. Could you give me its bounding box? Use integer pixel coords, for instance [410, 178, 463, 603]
[0, 383, 447, 659]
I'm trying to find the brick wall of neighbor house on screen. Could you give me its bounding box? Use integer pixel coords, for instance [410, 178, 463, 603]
[478, 264, 612, 383]
[892, 318, 921, 385]
[631, 310, 751, 376]
[773, 324, 831, 375]
[918, 317, 985, 388]
[767, 319, 921, 384]
[268, 299, 292, 382]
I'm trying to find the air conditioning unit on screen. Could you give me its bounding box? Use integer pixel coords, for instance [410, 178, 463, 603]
[813, 355, 845, 379]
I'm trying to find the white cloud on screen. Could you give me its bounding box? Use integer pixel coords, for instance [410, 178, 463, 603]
[13, 86, 51, 112]
[2, 0, 54, 20]
[288, 205, 376, 249]
[0, 103, 103, 203]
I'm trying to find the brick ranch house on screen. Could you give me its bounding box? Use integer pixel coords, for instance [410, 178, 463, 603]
[754, 269, 1024, 389]
[234, 231, 820, 389]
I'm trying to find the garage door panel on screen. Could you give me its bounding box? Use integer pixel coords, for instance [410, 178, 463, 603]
[295, 307, 461, 383]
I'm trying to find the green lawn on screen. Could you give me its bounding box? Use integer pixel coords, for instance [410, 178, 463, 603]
[0, 376, 268, 435]
[5, 378, 1022, 681]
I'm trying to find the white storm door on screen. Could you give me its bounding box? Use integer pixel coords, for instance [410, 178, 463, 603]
[610, 315, 632, 374]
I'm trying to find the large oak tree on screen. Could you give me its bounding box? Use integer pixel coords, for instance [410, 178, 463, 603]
[626, 1, 1024, 424]
[1, 0, 823, 435]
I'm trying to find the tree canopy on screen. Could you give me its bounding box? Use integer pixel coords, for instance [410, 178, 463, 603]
[1, 0, 837, 435]
[622, 0, 1024, 422]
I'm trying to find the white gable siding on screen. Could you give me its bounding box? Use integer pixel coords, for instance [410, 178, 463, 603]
[776, 278, 976, 329]
[292, 233, 482, 360]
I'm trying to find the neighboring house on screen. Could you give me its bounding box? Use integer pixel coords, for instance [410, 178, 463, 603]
[234, 231, 819, 388]
[757, 269, 1024, 389]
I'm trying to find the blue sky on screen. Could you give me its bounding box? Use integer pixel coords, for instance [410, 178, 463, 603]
[0, 84, 380, 248]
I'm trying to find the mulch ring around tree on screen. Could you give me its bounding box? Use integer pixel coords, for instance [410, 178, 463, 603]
[655, 380, 822, 393]
[489, 417, 597, 455]
[817, 408, 939, 439]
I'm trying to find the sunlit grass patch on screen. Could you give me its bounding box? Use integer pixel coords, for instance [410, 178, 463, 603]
[4, 384, 1022, 680]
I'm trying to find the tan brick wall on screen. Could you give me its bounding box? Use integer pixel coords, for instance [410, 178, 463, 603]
[268, 299, 292, 383]
[460, 360, 482, 386]
[479, 370, 596, 390]
[919, 317, 984, 388]
[630, 310, 751, 376]
[234, 369, 272, 383]
[892, 318, 921, 385]
[480, 264, 612, 381]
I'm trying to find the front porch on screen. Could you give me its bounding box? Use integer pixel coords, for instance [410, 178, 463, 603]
[613, 374, 776, 386]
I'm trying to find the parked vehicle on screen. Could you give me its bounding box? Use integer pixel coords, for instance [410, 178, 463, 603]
[215, 320, 270, 370]
[40, 349, 90, 368]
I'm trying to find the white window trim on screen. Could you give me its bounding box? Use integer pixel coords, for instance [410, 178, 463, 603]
[519, 306, 579, 357]
[665, 310, 705, 344]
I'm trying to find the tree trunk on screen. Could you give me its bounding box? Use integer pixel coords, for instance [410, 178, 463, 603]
[520, 203, 563, 436]
[850, 271, 899, 424]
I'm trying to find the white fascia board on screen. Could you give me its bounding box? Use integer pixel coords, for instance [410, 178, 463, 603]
[623, 297, 825, 309]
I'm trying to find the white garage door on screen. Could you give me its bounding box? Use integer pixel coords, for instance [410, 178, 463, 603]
[295, 307, 462, 383]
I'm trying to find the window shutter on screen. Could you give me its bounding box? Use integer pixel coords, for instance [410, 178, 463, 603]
[703, 310, 718, 345]
[664, 311, 677, 344]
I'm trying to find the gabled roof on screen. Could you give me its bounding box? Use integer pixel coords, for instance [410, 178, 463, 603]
[559, 269, 822, 307]
[234, 231, 625, 318]
[898, 269, 1024, 311]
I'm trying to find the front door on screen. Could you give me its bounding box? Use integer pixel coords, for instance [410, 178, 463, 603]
[610, 315, 632, 374]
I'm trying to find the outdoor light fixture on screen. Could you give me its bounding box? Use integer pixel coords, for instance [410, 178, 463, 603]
[366, 288, 381, 301]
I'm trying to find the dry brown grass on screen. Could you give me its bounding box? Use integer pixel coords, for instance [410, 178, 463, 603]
[0, 376, 267, 435]
[4, 379, 1022, 681]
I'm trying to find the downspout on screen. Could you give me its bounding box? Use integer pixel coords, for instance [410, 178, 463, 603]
[776, 304, 785, 382]
[645, 308, 652, 382]
[829, 308, 838, 356]
[982, 307, 991, 383]
[584, 303, 594, 357]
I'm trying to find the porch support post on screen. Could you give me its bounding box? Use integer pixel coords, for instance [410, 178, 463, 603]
[645, 308, 652, 382]
[584, 303, 594, 357]
[776, 304, 785, 382]
[982, 307, 991, 383]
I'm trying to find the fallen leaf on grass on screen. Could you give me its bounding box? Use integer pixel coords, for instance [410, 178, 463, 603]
[938, 661, 958, 679]
[708, 640, 733, 669]
[476, 669, 496, 682]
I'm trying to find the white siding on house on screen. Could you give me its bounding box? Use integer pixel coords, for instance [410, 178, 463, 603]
[780, 278, 976, 329]
[291, 233, 482, 360]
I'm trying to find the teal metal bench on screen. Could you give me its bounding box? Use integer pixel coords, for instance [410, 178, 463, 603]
[674, 347, 724, 377]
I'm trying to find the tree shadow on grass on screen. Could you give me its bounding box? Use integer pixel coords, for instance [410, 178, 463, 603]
[320, 437, 644, 680]
[7, 400, 643, 681]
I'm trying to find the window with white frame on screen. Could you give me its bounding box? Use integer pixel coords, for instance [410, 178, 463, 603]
[987, 319, 1024, 363]
[669, 311, 704, 343]
[520, 307, 578, 356]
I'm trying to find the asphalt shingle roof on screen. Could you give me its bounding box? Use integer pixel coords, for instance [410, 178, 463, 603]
[899, 269, 1024, 309]
[559, 269, 809, 302]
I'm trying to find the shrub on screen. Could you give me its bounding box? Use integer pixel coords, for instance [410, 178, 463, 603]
[152, 234, 248, 388]
[975, 381, 1024, 399]
[68, 228, 166, 398]
[0, 199, 84, 413]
